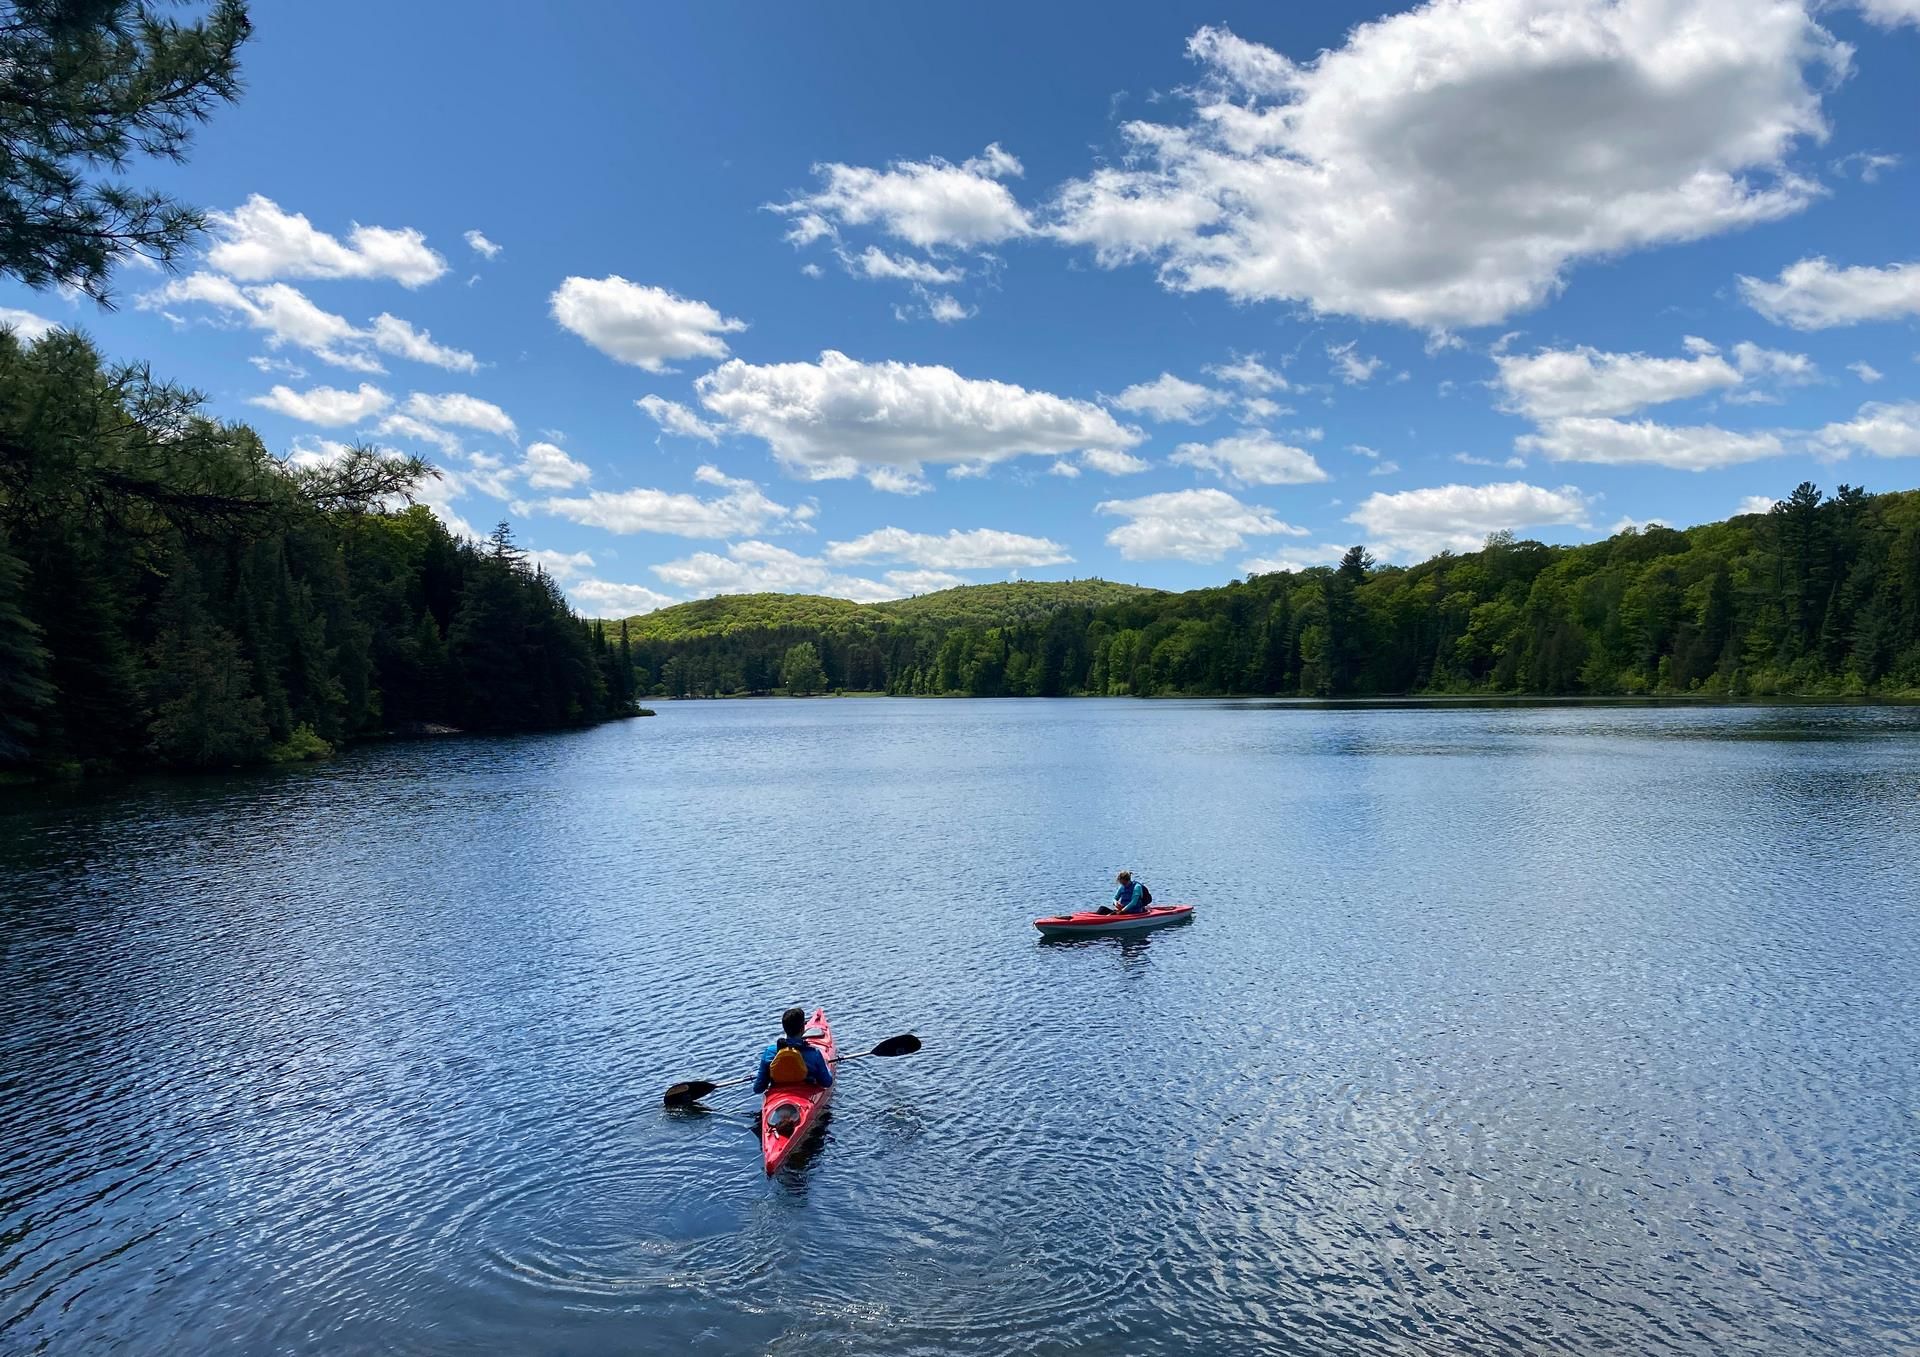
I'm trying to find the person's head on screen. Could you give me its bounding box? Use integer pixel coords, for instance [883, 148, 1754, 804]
[781, 1006, 806, 1038]
[1116, 871, 1132, 885]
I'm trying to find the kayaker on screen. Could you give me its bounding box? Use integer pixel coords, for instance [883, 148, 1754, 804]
[753, 1006, 834, 1092]
[1098, 871, 1150, 915]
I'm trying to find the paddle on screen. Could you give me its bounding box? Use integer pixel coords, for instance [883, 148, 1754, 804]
[662, 1033, 922, 1106]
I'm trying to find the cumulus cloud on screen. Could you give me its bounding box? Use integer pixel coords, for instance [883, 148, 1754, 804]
[925, 294, 975, 324]
[1849, 361, 1884, 383]
[1740, 257, 1920, 329]
[1080, 448, 1153, 475]
[845, 246, 966, 285]
[771, 144, 1032, 250]
[1731, 341, 1817, 383]
[1328, 341, 1384, 385]
[636, 394, 724, 443]
[1347, 481, 1592, 557]
[373, 412, 463, 456]
[139, 273, 475, 372]
[1736, 494, 1782, 515]
[1456, 452, 1529, 469]
[0, 307, 57, 341]
[1206, 353, 1288, 393]
[824, 526, 1072, 569]
[550, 276, 747, 371]
[536, 465, 801, 538]
[1048, 6, 1842, 328]
[1495, 345, 1742, 418]
[465, 230, 502, 260]
[522, 441, 592, 489]
[1242, 544, 1350, 575]
[527, 548, 594, 581]
[365, 314, 478, 372]
[569, 578, 679, 616]
[1818, 401, 1920, 457]
[404, 391, 517, 439]
[1097, 488, 1308, 562]
[207, 195, 447, 287]
[249, 382, 392, 426]
[693, 349, 1141, 484]
[1516, 417, 1784, 471]
[1169, 430, 1329, 486]
[1852, 0, 1920, 27]
[1107, 372, 1229, 423]
[652, 541, 905, 603]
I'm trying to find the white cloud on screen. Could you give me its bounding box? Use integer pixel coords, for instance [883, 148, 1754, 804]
[365, 314, 478, 372]
[1242, 544, 1349, 574]
[1495, 345, 1741, 418]
[1610, 515, 1670, 533]
[1683, 336, 1720, 356]
[1832, 150, 1901, 181]
[1740, 257, 1920, 329]
[1328, 341, 1384, 385]
[925, 294, 974, 324]
[248, 355, 307, 378]
[1853, 0, 1920, 27]
[550, 276, 747, 371]
[1170, 430, 1329, 486]
[1736, 494, 1781, 515]
[1731, 341, 1817, 383]
[404, 391, 516, 439]
[1238, 396, 1290, 422]
[1371, 460, 1400, 477]
[1097, 487, 1308, 562]
[865, 466, 932, 495]
[1206, 353, 1288, 393]
[569, 578, 678, 616]
[138, 273, 474, 373]
[824, 526, 1072, 569]
[1517, 416, 1784, 471]
[772, 144, 1031, 250]
[249, 382, 392, 426]
[536, 465, 800, 538]
[464, 230, 502, 260]
[800, 262, 825, 279]
[636, 394, 724, 443]
[522, 441, 591, 490]
[1107, 372, 1229, 423]
[1347, 481, 1592, 557]
[1849, 361, 1884, 383]
[1049, 7, 1842, 328]
[652, 540, 902, 603]
[694, 349, 1141, 482]
[1456, 452, 1530, 469]
[1080, 448, 1152, 475]
[846, 246, 966, 285]
[1817, 401, 1920, 457]
[0, 307, 57, 341]
[527, 548, 594, 581]
[1048, 460, 1082, 478]
[884, 570, 969, 595]
[373, 412, 463, 456]
[207, 195, 447, 287]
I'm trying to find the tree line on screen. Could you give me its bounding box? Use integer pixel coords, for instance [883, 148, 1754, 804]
[628, 483, 1920, 701]
[0, 331, 641, 774]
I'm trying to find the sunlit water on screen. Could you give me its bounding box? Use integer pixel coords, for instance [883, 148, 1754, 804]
[3, 700, 1918, 1355]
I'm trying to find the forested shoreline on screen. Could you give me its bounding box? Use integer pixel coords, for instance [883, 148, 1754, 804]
[0, 331, 641, 776]
[625, 483, 1920, 702]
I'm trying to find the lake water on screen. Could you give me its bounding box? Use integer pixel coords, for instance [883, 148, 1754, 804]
[3, 700, 1918, 1355]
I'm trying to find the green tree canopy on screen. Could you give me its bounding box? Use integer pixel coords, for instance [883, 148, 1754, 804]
[1, 0, 250, 302]
[781, 641, 826, 695]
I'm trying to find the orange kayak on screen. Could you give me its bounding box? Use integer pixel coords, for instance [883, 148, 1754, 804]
[760, 1008, 836, 1174]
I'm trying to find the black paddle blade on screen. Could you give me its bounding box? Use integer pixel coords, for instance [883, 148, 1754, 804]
[870, 1033, 921, 1058]
[663, 1079, 718, 1106]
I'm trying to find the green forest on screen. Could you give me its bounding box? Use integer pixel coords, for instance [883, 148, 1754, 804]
[0, 2, 638, 776]
[624, 484, 1920, 701]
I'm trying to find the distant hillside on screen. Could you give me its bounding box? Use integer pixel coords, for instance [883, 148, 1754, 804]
[624, 578, 1157, 642]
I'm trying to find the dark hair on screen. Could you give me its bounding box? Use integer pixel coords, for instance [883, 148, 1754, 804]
[782, 1006, 806, 1037]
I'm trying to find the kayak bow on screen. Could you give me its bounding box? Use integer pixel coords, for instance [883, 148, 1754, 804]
[1033, 904, 1196, 938]
[760, 1007, 836, 1175]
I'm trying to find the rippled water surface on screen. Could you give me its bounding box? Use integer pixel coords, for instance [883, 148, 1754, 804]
[4, 700, 1919, 1355]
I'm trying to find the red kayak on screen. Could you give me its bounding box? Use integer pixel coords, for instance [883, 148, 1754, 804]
[760, 1008, 836, 1175]
[1034, 904, 1195, 938]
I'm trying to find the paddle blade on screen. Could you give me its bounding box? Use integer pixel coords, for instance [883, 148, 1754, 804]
[663, 1079, 718, 1106]
[869, 1033, 921, 1058]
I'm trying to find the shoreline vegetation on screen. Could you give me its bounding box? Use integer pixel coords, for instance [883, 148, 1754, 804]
[618, 483, 1920, 705]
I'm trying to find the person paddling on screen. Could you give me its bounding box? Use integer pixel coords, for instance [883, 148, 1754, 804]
[1098, 870, 1152, 915]
[754, 1006, 834, 1092]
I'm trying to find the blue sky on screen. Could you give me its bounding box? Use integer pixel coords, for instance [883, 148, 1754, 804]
[4, 0, 1919, 613]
